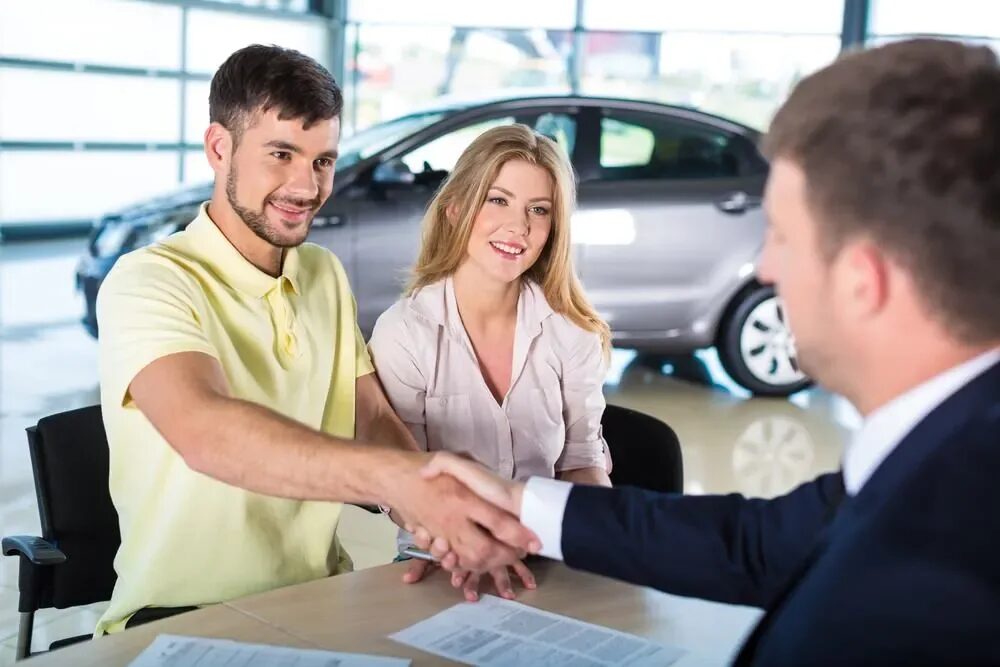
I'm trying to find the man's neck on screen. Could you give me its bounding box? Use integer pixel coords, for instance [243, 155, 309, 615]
[849, 341, 999, 417]
[207, 194, 283, 277]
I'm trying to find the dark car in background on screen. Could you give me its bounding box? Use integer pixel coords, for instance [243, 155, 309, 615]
[77, 95, 807, 396]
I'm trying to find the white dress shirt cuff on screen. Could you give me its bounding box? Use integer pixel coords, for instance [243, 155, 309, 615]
[521, 477, 573, 561]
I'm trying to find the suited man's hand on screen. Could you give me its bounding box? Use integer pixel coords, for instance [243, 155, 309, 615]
[415, 453, 530, 570]
[421, 452, 527, 515]
[386, 453, 538, 572]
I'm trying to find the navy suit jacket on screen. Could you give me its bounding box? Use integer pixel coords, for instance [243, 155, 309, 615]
[562, 361, 1000, 665]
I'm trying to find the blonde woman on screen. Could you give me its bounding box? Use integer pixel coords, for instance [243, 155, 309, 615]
[369, 124, 612, 601]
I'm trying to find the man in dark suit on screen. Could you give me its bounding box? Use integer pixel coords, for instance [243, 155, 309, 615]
[418, 38, 1000, 665]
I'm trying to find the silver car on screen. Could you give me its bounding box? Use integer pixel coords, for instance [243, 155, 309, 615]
[77, 95, 807, 395]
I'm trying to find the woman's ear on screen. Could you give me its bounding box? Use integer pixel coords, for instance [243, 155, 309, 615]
[446, 202, 460, 225]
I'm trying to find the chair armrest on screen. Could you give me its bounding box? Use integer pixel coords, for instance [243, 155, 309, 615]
[350, 503, 384, 515]
[3, 536, 66, 614]
[2, 535, 67, 566]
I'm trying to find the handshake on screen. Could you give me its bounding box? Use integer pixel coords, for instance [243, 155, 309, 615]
[380, 452, 540, 602]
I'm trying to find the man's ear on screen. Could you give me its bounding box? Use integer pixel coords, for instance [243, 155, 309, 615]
[841, 240, 890, 321]
[204, 123, 232, 175]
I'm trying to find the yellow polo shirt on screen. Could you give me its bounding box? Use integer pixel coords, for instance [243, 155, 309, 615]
[94, 203, 372, 634]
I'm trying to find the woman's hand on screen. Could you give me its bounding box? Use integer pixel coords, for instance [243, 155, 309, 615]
[401, 558, 537, 601]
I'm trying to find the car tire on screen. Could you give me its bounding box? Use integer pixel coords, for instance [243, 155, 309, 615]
[717, 284, 812, 397]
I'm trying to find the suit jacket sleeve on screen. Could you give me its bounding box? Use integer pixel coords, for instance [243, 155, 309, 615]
[561, 472, 845, 608]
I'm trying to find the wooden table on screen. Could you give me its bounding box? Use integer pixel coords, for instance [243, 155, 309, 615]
[25, 561, 762, 666]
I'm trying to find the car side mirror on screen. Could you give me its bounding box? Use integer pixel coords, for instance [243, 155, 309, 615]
[372, 159, 416, 188]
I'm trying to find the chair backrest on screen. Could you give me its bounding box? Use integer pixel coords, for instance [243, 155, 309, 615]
[27, 405, 120, 609]
[602, 404, 684, 494]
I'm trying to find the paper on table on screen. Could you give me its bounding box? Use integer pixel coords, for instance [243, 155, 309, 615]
[128, 634, 411, 667]
[390, 595, 685, 666]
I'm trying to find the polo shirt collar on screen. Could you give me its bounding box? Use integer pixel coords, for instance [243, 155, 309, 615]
[187, 203, 301, 298]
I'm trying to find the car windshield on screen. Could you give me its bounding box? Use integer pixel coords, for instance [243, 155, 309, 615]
[337, 112, 446, 170]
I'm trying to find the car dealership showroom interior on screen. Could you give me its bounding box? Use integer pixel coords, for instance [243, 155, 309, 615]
[1, 0, 998, 665]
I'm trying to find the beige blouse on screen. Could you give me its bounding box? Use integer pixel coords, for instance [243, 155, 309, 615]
[369, 278, 610, 482]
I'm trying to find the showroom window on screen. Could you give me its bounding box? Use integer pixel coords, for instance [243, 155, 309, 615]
[0, 0, 334, 235]
[343, 24, 573, 134]
[578, 0, 845, 131]
[867, 0, 1000, 52]
[0, 0, 182, 70]
[5, 0, 994, 237]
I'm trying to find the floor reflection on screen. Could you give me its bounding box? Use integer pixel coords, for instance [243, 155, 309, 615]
[606, 350, 853, 498]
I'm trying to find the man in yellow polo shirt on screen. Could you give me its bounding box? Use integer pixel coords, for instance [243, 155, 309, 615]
[94, 45, 535, 634]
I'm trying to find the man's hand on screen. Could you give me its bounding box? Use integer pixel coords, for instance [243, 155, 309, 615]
[402, 558, 536, 601]
[412, 453, 529, 570]
[421, 452, 527, 514]
[384, 453, 539, 572]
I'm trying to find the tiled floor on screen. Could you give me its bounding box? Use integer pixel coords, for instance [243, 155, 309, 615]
[0, 238, 856, 664]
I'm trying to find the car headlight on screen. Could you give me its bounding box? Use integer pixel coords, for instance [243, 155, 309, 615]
[131, 220, 180, 249]
[129, 208, 197, 250]
[93, 223, 134, 258]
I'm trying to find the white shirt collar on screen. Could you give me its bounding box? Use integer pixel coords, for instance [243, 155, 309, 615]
[407, 277, 555, 339]
[843, 348, 1000, 495]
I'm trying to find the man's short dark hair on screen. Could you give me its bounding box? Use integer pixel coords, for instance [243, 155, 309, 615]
[209, 44, 342, 144]
[763, 38, 1000, 343]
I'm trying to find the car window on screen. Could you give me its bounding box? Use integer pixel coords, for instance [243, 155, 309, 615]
[534, 112, 577, 160]
[601, 118, 654, 168]
[337, 112, 445, 170]
[401, 116, 515, 174]
[599, 111, 740, 181]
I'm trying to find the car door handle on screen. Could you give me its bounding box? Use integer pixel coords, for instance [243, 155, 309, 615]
[716, 191, 761, 214]
[314, 214, 345, 228]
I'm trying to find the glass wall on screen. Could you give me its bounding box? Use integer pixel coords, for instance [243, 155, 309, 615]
[342, 0, 578, 133]
[343, 0, 844, 134]
[578, 0, 843, 130]
[867, 0, 1000, 52]
[0, 0, 330, 232]
[4, 0, 998, 234]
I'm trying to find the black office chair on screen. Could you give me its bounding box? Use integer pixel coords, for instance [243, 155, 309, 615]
[1, 405, 121, 660]
[602, 404, 684, 493]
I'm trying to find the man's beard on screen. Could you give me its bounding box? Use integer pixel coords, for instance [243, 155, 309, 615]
[225, 165, 319, 248]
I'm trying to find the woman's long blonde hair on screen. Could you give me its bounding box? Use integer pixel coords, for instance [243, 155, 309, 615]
[407, 123, 611, 356]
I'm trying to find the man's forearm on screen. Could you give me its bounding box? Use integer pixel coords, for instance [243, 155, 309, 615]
[173, 395, 418, 504]
[559, 473, 845, 606]
[361, 410, 422, 453]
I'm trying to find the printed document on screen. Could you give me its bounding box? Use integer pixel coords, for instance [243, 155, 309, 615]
[129, 634, 411, 667]
[391, 595, 684, 666]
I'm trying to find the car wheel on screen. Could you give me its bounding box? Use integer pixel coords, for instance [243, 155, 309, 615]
[718, 285, 812, 397]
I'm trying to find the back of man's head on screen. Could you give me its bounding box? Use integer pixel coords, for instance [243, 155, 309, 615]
[764, 38, 1000, 345]
[209, 44, 342, 147]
